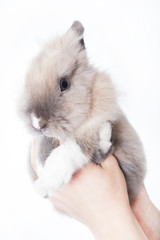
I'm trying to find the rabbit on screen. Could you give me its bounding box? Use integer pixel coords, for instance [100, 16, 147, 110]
[20, 21, 146, 203]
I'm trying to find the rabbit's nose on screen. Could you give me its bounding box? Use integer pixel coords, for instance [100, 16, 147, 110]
[31, 114, 47, 131]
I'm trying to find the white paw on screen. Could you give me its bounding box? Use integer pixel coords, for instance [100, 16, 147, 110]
[34, 149, 73, 196]
[99, 122, 112, 153]
[34, 139, 89, 197]
[34, 178, 48, 198]
[34, 167, 73, 197]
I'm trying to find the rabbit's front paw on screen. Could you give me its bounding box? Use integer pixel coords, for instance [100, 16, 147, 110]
[34, 138, 89, 197]
[34, 149, 73, 197]
[99, 121, 112, 154]
[91, 122, 112, 164]
[34, 178, 48, 198]
[34, 168, 73, 198]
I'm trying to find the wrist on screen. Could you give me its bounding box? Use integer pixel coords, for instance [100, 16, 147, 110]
[88, 204, 147, 240]
[132, 186, 160, 240]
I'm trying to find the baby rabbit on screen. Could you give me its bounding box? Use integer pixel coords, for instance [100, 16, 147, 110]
[21, 21, 146, 202]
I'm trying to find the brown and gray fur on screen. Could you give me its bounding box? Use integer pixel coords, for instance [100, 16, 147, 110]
[20, 21, 146, 203]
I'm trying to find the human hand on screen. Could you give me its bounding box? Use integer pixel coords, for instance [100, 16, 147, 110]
[31, 140, 147, 239]
[50, 155, 129, 224]
[49, 156, 147, 240]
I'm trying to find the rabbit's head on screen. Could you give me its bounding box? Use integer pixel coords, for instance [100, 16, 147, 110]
[22, 21, 96, 140]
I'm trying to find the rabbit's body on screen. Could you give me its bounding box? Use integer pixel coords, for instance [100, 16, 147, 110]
[21, 21, 146, 202]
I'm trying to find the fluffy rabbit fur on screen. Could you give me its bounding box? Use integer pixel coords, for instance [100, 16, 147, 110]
[21, 21, 146, 202]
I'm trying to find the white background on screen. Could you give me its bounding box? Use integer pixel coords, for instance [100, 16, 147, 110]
[0, 0, 160, 239]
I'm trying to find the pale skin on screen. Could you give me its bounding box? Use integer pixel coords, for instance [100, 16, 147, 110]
[31, 140, 160, 240]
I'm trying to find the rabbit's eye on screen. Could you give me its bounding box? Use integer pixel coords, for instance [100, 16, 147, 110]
[60, 78, 69, 92]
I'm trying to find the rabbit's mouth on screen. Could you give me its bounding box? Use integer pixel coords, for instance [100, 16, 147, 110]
[30, 113, 69, 141]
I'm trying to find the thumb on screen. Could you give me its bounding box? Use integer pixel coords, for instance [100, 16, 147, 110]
[100, 154, 118, 170]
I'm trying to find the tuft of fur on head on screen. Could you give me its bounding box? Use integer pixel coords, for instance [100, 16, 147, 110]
[21, 21, 119, 141]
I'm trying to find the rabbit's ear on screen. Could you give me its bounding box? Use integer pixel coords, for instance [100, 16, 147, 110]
[70, 21, 85, 49]
[70, 21, 84, 35]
